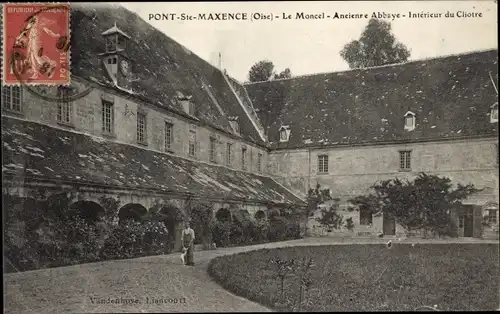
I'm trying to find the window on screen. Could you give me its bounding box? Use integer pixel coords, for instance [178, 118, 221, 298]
[107, 57, 117, 65]
[189, 130, 196, 157]
[491, 103, 498, 123]
[229, 120, 240, 134]
[279, 126, 290, 142]
[2, 86, 21, 112]
[280, 130, 287, 141]
[165, 122, 173, 151]
[485, 207, 498, 225]
[404, 111, 416, 131]
[399, 150, 412, 171]
[257, 153, 262, 173]
[359, 207, 373, 225]
[106, 35, 117, 52]
[242, 147, 247, 170]
[226, 143, 232, 165]
[136, 112, 146, 144]
[56, 87, 72, 125]
[209, 137, 217, 162]
[102, 100, 114, 134]
[189, 101, 196, 116]
[318, 155, 328, 173]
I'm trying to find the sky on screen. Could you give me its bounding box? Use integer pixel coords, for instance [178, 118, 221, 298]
[121, 1, 498, 82]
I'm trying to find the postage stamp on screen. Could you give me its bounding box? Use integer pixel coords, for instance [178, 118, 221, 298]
[2, 3, 71, 86]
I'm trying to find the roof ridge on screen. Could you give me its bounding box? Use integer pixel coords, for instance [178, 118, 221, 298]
[243, 48, 498, 85]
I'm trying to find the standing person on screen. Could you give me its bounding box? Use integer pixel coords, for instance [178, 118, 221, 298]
[181, 221, 195, 266]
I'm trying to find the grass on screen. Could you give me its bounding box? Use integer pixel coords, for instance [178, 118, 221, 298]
[208, 244, 499, 311]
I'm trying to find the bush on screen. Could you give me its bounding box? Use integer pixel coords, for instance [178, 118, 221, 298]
[100, 219, 170, 260]
[268, 216, 290, 242]
[4, 193, 173, 272]
[211, 220, 232, 247]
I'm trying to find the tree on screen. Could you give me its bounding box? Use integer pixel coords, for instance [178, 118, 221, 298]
[247, 61, 293, 82]
[340, 19, 411, 69]
[348, 173, 481, 237]
[248, 60, 275, 82]
[315, 204, 344, 231]
[275, 68, 292, 80]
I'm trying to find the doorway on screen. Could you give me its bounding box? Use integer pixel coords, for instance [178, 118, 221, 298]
[383, 215, 396, 236]
[463, 205, 474, 237]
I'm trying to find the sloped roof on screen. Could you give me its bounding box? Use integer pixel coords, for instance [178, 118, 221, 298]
[244, 50, 499, 149]
[70, 4, 266, 146]
[1, 117, 303, 205]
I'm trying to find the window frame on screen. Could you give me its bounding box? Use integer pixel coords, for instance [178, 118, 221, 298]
[241, 147, 247, 170]
[318, 155, 329, 174]
[399, 150, 412, 171]
[226, 143, 233, 165]
[209, 136, 217, 163]
[56, 87, 73, 126]
[136, 111, 147, 145]
[188, 129, 196, 157]
[257, 153, 262, 173]
[2, 86, 22, 114]
[101, 99, 115, 135]
[165, 121, 174, 151]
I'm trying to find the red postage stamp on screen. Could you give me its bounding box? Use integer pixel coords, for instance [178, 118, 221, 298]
[3, 3, 71, 85]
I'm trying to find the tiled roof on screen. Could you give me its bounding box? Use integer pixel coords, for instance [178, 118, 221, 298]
[244, 50, 499, 149]
[1, 117, 303, 205]
[70, 4, 266, 146]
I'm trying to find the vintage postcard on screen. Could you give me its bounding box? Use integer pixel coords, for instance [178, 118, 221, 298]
[2, 1, 498, 313]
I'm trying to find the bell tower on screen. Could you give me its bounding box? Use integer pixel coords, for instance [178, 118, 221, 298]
[99, 22, 134, 90]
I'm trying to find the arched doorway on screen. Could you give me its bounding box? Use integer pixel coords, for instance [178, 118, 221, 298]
[255, 210, 266, 221]
[118, 203, 147, 223]
[215, 208, 232, 223]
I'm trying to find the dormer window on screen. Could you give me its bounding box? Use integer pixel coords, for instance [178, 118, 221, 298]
[490, 103, 498, 123]
[279, 125, 291, 142]
[404, 111, 416, 131]
[189, 101, 196, 116]
[229, 117, 240, 135]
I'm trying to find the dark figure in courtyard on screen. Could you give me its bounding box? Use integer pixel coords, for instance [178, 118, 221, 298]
[182, 221, 195, 266]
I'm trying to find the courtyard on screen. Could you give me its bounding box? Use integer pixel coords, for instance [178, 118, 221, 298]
[4, 237, 498, 313]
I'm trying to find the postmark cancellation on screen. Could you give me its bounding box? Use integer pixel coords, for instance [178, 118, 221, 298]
[2, 3, 71, 86]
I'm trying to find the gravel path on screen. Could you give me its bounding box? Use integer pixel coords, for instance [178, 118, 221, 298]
[5, 237, 498, 313]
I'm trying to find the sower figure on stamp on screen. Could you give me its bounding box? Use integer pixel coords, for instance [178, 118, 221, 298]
[14, 15, 60, 79]
[181, 221, 195, 266]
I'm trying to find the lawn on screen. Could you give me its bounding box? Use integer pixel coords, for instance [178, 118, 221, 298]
[208, 244, 499, 311]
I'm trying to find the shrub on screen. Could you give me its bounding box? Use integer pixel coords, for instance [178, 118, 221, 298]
[211, 220, 232, 247]
[100, 219, 170, 260]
